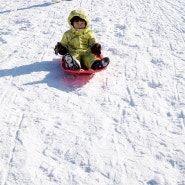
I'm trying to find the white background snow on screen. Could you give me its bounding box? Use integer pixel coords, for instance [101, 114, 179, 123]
[0, 0, 185, 184]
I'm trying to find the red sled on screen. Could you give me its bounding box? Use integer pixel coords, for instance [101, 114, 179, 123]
[61, 55, 107, 75]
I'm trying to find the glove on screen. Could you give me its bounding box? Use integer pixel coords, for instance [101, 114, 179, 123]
[54, 42, 68, 55]
[91, 43, 101, 56]
[54, 42, 60, 55]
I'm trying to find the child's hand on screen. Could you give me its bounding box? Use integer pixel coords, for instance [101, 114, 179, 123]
[91, 44, 101, 56]
[54, 42, 68, 55]
[54, 42, 61, 55]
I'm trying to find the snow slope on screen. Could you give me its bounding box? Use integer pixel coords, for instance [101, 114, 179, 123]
[0, 0, 185, 184]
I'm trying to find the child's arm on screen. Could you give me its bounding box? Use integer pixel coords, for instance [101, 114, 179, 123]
[54, 32, 69, 55]
[61, 32, 69, 49]
[88, 30, 99, 47]
[88, 30, 101, 56]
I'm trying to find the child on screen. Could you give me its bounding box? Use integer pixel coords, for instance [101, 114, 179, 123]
[54, 9, 110, 70]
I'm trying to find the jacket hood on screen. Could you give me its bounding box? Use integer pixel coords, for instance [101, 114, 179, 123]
[68, 10, 90, 30]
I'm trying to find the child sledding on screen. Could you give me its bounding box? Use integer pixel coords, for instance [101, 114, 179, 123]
[54, 9, 110, 72]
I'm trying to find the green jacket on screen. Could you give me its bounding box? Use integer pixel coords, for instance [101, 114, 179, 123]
[61, 10, 98, 55]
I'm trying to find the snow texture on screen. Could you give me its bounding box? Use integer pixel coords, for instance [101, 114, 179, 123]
[0, 0, 185, 184]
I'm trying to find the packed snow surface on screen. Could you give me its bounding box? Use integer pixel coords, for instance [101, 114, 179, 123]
[0, 0, 185, 184]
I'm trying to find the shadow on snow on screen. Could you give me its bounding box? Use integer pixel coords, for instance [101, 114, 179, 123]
[0, 59, 94, 92]
[0, 2, 56, 14]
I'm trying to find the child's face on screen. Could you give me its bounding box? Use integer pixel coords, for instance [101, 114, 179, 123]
[73, 20, 86, 29]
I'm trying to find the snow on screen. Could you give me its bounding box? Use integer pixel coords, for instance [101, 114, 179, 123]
[0, 0, 185, 184]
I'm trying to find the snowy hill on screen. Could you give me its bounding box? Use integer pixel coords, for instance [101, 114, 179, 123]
[0, 0, 185, 184]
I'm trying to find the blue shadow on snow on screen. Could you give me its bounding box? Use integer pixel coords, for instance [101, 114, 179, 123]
[0, 2, 55, 14]
[0, 60, 94, 91]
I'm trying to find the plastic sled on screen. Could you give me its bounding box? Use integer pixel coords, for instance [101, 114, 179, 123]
[61, 55, 107, 75]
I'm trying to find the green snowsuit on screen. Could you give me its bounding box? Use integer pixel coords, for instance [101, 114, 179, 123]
[60, 10, 99, 69]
